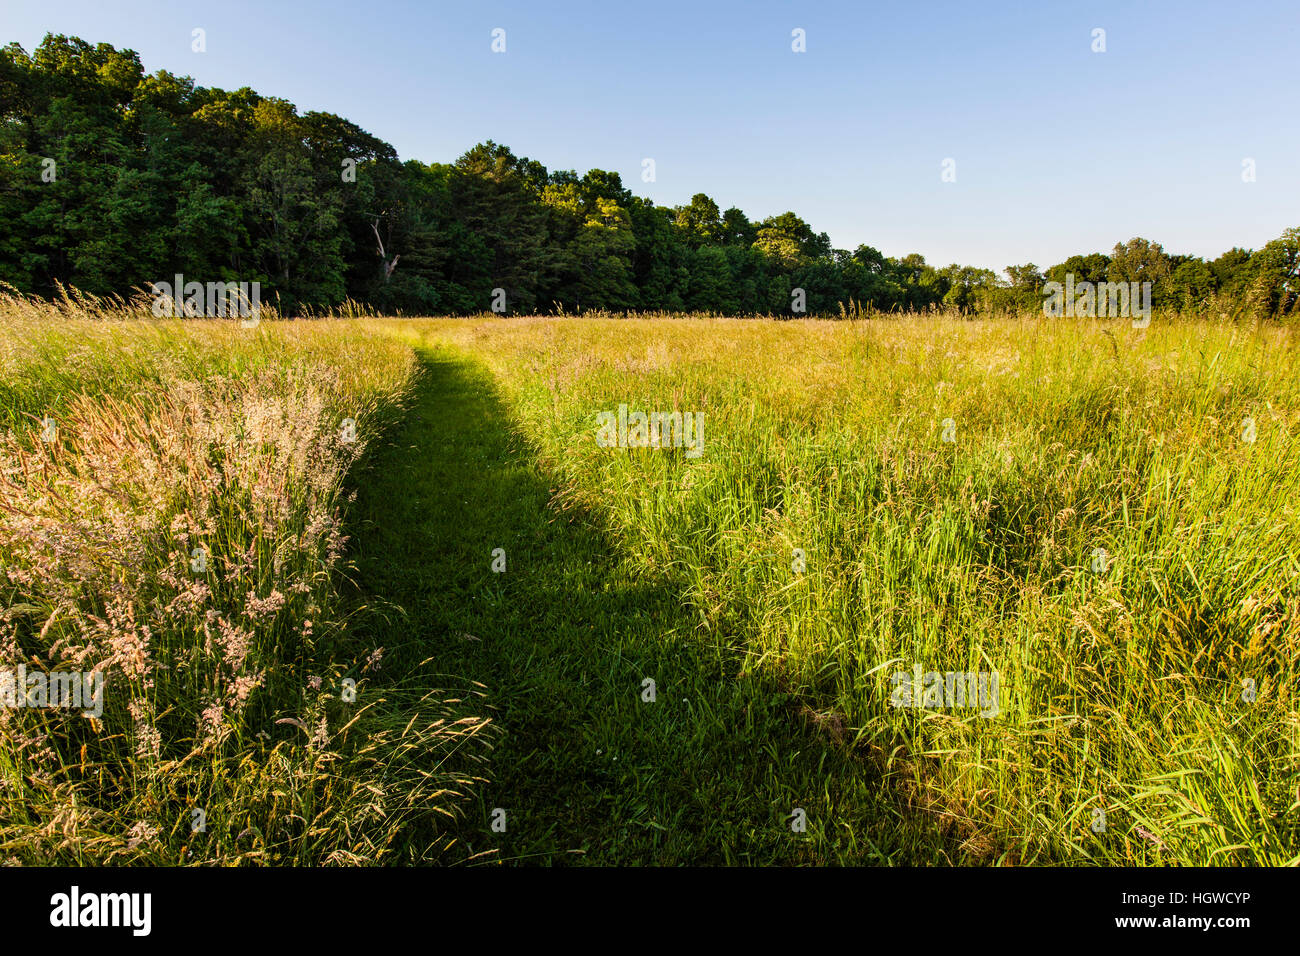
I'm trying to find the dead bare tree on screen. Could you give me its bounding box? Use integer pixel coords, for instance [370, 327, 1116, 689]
[371, 217, 399, 281]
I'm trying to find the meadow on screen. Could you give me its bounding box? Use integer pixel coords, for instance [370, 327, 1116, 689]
[2, 294, 1297, 865]
[0, 293, 491, 864]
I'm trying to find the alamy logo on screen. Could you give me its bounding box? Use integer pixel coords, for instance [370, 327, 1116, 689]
[49, 886, 151, 936]
[150, 274, 261, 321]
[1043, 273, 1151, 327]
[890, 664, 1000, 718]
[596, 404, 704, 458]
[0, 666, 103, 718]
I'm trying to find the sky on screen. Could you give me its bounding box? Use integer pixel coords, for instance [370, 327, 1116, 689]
[3, 0, 1297, 273]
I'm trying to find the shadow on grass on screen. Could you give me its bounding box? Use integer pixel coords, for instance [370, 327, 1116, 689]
[346, 343, 955, 865]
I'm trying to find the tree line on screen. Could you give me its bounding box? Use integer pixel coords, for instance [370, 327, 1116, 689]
[2, 36, 1296, 317]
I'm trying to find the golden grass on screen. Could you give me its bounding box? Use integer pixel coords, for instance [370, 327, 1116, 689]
[0, 298, 490, 864]
[407, 313, 1300, 864]
[3, 293, 1296, 865]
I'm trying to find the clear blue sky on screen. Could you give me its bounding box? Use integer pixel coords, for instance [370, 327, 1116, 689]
[3, 0, 1297, 273]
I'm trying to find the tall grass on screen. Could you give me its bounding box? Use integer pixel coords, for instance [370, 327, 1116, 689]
[0, 298, 491, 864]
[416, 313, 1300, 865]
[5, 296, 1295, 866]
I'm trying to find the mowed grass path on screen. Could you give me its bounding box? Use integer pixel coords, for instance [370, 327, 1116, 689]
[347, 344, 950, 864]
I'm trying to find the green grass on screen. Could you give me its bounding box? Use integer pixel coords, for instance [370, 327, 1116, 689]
[388, 315, 1300, 865]
[348, 344, 951, 863]
[2, 303, 1297, 865]
[0, 307, 490, 864]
